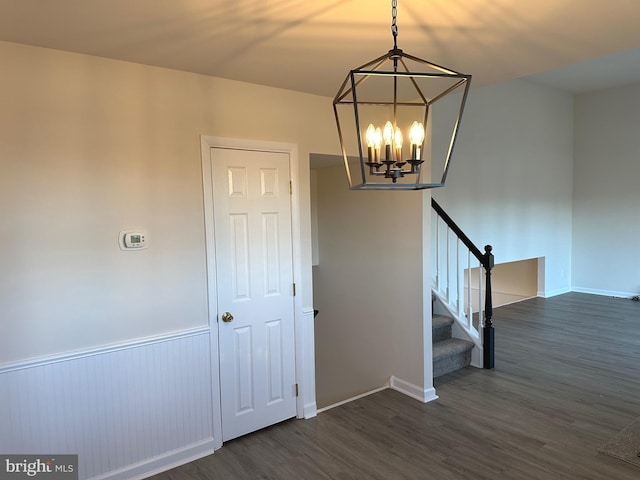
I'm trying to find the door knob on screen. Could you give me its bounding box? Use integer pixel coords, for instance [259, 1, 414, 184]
[221, 312, 234, 323]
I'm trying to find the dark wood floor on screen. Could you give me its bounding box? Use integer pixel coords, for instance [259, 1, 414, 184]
[151, 293, 640, 479]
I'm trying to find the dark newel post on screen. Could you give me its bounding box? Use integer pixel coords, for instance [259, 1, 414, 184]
[483, 245, 495, 369]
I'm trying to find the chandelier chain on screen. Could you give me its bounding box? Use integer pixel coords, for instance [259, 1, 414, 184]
[391, 0, 398, 48]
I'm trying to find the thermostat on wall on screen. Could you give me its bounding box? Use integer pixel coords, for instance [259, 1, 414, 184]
[119, 230, 148, 250]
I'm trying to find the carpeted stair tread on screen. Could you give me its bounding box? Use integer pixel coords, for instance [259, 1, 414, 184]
[432, 315, 454, 329]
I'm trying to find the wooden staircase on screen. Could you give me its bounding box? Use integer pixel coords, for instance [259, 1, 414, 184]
[432, 314, 474, 377]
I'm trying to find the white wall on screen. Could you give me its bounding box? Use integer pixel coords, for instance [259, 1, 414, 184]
[572, 83, 640, 297]
[0, 40, 337, 364]
[432, 79, 574, 297]
[313, 165, 433, 408]
[0, 40, 338, 480]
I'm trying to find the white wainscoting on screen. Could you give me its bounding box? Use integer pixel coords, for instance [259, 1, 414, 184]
[0, 328, 216, 480]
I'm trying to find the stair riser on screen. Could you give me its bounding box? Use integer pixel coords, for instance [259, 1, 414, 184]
[432, 325, 452, 343]
[433, 350, 472, 378]
[432, 314, 474, 378]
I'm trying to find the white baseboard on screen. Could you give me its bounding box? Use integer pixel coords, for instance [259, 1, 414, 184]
[389, 376, 438, 404]
[495, 295, 537, 307]
[90, 439, 215, 480]
[310, 377, 440, 415]
[316, 377, 439, 413]
[316, 384, 390, 413]
[540, 287, 571, 298]
[303, 401, 318, 419]
[571, 286, 638, 299]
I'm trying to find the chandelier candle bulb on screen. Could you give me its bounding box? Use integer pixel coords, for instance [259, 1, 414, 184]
[383, 121, 394, 161]
[366, 124, 376, 162]
[394, 127, 403, 162]
[409, 121, 425, 161]
[364, 125, 384, 163]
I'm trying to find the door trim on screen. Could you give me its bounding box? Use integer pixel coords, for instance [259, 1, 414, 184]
[200, 135, 314, 449]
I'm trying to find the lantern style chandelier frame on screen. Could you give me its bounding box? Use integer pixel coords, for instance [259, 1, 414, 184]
[333, 0, 472, 190]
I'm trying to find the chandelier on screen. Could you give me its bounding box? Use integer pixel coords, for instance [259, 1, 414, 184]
[333, 0, 472, 190]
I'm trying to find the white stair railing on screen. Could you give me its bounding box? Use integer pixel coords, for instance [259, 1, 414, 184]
[431, 198, 494, 369]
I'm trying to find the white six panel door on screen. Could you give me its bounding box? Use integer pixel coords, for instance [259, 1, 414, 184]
[211, 147, 296, 442]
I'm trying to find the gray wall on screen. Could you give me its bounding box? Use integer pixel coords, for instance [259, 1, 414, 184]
[572, 83, 640, 296]
[311, 78, 576, 408]
[433, 79, 575, 297]
[313, 165, 430, 408]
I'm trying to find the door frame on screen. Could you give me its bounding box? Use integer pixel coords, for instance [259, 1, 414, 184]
[200, 135, 314, 450]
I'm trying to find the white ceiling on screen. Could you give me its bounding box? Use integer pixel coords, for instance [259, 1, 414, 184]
[1, 0, 640, 97]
